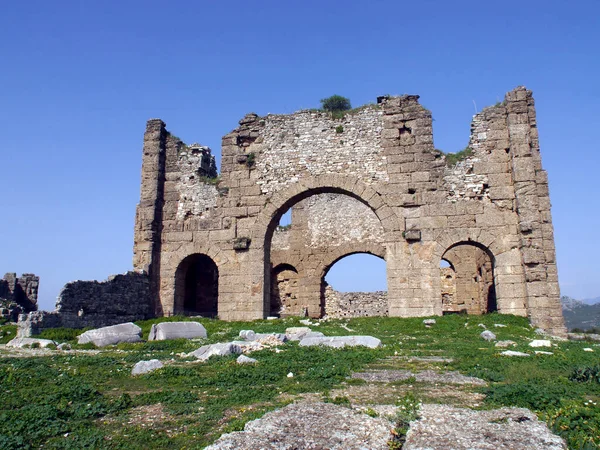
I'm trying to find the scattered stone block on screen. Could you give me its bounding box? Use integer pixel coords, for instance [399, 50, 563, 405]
[77, 322, 142, 347]
[493, 324, 507, 328]
[132, 359, 164, 375]
[188, 342, 242, 361]
[237, 355, 257, 364]
[501, 350, 530, 357]
[299, 335, 381, 349]
[6, 337, 56, 348]
[535, 351, 554, 355]
[528, 339, 551, 348]
[423, 319, 436, 326]
[480, 330, 497, 341]
[583, 348, 594, 352]
[148, 322, 207, 341]
[285, 327, 325, 341]
[495, 340, 516, 348]
[57, 343, 71, 350]
[239, 330, 287, 343]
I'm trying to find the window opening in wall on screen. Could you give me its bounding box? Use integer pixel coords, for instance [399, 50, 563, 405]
[322, 253, 387, 318]
[277, 208, 292, 231]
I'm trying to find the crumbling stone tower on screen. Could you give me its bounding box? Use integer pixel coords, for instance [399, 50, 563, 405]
[133, 87, 566, 335]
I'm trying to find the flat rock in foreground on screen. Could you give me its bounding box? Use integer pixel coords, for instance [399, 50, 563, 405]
[148, 321, 207, 341]
[205, 402, 390, 450]
[77, 322, 142, 347]
[299, 335, 381, 348]
[404, 404, 566, 450]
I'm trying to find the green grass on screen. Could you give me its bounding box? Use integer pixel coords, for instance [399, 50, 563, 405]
[0, 324, 17, 344]
[1, 314, 598, 449]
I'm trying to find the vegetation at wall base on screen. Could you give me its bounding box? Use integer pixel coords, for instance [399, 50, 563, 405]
[1, 314, 598, 449]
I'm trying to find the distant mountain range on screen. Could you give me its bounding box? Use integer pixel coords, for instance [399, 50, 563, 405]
[582, 296, 600, 305]
[561, 295, 600, 331]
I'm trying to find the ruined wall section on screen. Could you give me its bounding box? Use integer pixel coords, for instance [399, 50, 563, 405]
[323, 284, 388, 318]
[0, 273, 39, 321]
[251, 107, 387, 195]
[18, 272, 151, 336]
[304, 194, 384, 247]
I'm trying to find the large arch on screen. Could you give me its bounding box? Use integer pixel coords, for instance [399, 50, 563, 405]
[174, 253, 219, 317]
[252, 175, 401, 318]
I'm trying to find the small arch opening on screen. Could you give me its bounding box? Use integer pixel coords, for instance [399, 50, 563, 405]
[440, 242, 496, 315]
[322, 253, 387, 318]
[174, 254, 219, 317]
[270, 263, 299, 317]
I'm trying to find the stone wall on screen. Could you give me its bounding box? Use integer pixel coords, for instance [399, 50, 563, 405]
[323, 284, 388, 318]
[17, 272, 151, 335]
[0, 273, 39, 321]
[131, 87, 566, 335]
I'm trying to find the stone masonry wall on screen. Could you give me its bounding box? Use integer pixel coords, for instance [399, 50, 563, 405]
[130, 87, 566, 336]
[0, 273, 39, 321]
[323, 284, 388, 318]
[18, 272, 151, 335]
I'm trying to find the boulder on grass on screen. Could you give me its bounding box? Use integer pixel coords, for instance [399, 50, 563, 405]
[77, 323, 142, 347]
[148, 322, 207, 341]
[480, 330, 497, 341]
[188, 342, 242, 361]
[285, 327, 325, 341]
[6, 337, 56, 348]
[132, 359, 164, 375]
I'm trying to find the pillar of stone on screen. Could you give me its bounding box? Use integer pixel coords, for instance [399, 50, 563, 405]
[505, 88, 566, 335]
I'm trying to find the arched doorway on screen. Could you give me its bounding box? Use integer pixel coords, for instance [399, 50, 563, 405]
[174, 254, 219, 317]
[321, 252, 387, 318]
[440, 242, 496, 315]
[270, 263, 299, 317]
[263, 185, 391, 318]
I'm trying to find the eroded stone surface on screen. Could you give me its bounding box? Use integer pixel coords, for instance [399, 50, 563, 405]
[188, 343, 242, 361]
[6, 337, 56, 348]
[403, 404, 566, 449]
[132, 359, 164, 375]
[205, 402, 391, 450]
[351, 370, 486, 386]
[77, 322, 142, 347]
[148, 322, 207, 341]
[299, 335, 381, 349]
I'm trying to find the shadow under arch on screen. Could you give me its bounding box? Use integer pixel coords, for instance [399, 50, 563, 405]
[174, 253, 219, 317]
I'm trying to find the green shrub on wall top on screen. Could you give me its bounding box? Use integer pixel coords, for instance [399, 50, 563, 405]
[320, 95, 351, 112]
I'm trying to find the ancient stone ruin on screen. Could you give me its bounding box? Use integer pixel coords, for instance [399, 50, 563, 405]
[19, 86, 566, 336]
[0, 273, 39, 321]
[132, 86, 565, 335]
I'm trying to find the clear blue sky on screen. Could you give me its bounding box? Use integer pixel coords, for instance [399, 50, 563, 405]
[1, 0, 599, 310]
